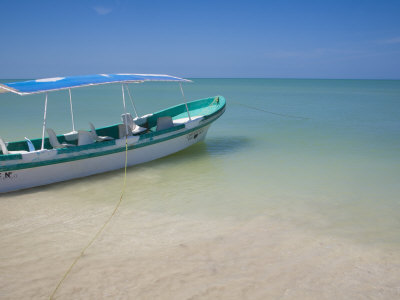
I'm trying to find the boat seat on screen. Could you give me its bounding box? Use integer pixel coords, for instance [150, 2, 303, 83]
[156, 116, 174, 131]
[173, 115, 203, 125]
[78, 130, 95, 146]
[132, 125, 147, 135]
[89, 122, 114, 142]
[47, 128, 75, 149]
[0, 137, 28, 155]
[24, 137, 36, 152]
[121, 113, 147, 136]
[134, 114, 152, 127]
[118, 124, 131, 138]
[64, 131, 79, 142]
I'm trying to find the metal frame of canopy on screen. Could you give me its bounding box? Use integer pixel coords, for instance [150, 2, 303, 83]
[0, 74, 192, 150]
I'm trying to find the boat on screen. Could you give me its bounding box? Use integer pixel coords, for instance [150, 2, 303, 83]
[0, 74, 226, 193]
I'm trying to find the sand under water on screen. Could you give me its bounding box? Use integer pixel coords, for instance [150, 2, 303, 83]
[0, 79, 399, 299]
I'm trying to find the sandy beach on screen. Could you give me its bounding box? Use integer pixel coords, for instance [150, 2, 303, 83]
[1, 191, 399, 299]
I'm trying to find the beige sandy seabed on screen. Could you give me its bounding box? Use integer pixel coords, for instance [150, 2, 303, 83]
[1, 186, 399, 300]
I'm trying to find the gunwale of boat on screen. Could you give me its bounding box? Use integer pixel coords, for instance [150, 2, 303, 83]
[0, 96, 226, 171]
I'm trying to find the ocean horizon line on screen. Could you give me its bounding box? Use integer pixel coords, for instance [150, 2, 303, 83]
[1, 76, 399, 81]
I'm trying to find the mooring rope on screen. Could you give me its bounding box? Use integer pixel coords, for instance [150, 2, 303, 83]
[49, 137, 129, 300]
[230, 100, 309, 120]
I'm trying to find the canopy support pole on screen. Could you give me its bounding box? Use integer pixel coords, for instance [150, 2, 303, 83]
[41, 93, 48, 150]
[125, 84, 139, 118]
[68, 88, 76, 132]
[122, 84, 129, 136]
[179, 83, 191, 121]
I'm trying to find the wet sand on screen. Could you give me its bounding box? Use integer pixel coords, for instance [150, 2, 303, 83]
[1, 187, 399, 299]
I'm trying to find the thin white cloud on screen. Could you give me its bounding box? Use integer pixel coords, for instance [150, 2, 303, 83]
[93, 6, 113, 15]
[379, 37, 400, 44]
[264, 50, 304, 59]
[264, 48, 362, 59]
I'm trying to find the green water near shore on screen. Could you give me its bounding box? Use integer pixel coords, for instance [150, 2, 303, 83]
[1, 79, 399, 299]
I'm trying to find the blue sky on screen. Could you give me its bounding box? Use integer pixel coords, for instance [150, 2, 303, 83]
[1, 0, 400, 79]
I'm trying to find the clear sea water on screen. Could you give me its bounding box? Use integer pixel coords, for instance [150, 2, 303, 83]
[1, 79, 399, 299]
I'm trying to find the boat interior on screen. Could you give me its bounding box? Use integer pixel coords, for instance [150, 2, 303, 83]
[0, 96, 223, 157]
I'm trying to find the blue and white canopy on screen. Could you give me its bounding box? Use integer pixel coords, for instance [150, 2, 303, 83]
[0, 73, 191, 95]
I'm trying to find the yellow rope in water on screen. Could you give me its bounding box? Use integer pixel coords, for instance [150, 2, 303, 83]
[49, 137, 129, 300]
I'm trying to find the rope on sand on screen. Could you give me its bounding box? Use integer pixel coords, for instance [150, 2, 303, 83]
[49, 137, 129, 300]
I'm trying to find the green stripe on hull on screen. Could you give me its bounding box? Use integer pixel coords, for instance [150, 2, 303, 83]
[0, 154, 22, 161]
[0, 103, 225, 172]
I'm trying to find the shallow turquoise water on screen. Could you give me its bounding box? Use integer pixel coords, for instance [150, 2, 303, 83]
[1, 78, 400, 248]
[1, 79, 400, 298]
[0, 79, 400, 232]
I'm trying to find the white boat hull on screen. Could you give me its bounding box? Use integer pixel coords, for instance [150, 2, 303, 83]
[0, 125, 210, 193]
